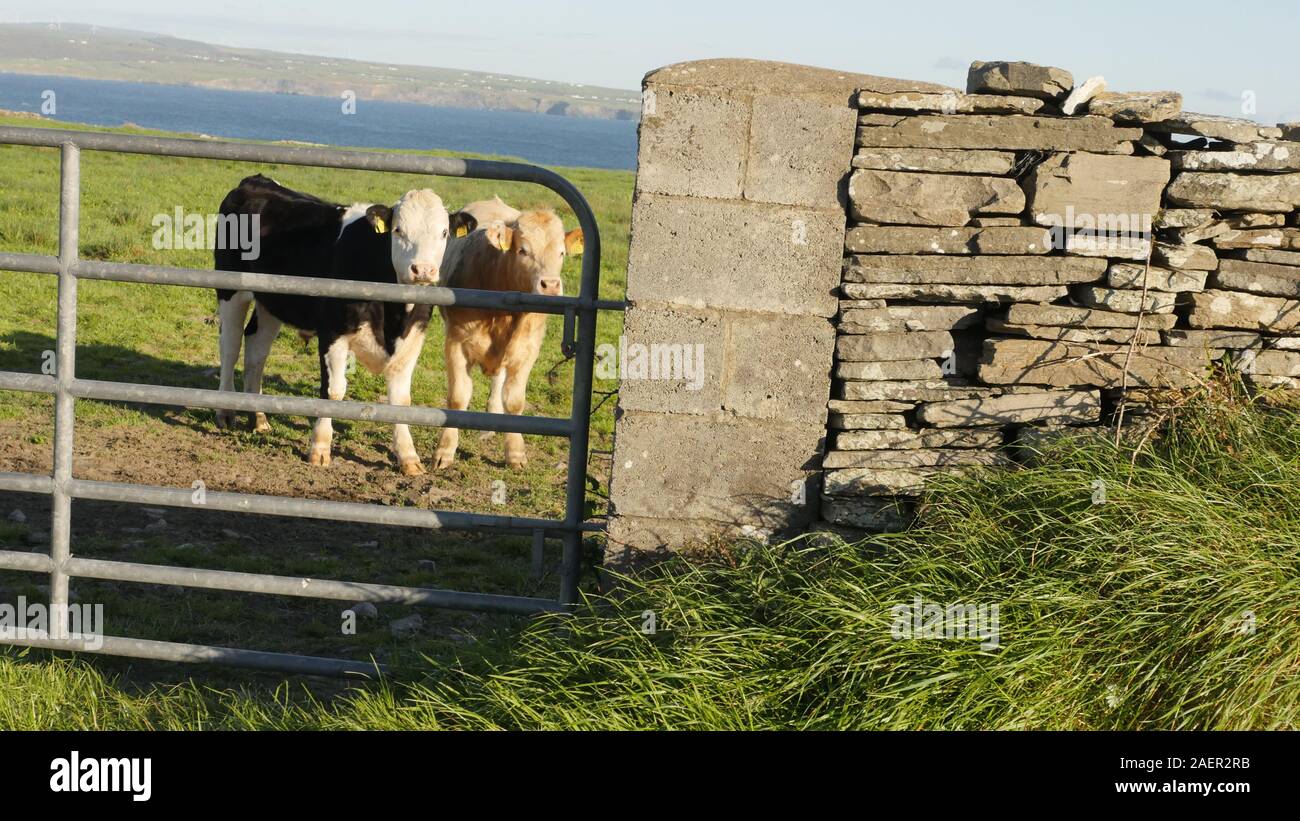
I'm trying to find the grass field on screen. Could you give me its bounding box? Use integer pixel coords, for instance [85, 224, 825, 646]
[0, 112, 634, 683]
[3, 376, 1296, 729]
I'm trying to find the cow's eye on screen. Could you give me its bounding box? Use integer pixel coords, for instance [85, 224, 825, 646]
[393, 227, 402, 235]
[442, 228, 448, 238]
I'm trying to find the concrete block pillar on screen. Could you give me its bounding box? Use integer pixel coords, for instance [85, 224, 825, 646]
[606, 59, 948, 560]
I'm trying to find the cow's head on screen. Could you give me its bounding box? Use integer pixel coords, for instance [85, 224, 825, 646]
[483, 210, 584, 296]
[366, 190, 476, 285]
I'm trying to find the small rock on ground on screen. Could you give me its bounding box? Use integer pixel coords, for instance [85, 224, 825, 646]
[389, 615, 424, 637]
[348, 602, 379, 619]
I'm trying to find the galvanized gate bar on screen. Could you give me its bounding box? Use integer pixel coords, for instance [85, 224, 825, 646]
[0, 251, 60, 274]
[14, 633, 381, 677]
[63, 556, 564, 613]
[73, 378, 572, 436]
[74, 259, 628, 313]
[0, 372, 56, 394]
[0, 124, 618, 675]
[0, 472, 56, 494]
[0, 125, 562, 180]
[3, 252, 625, 313]
[0, 549, 55, 573]
[0, 370, 577, 434]
[68, 478, 565, 534]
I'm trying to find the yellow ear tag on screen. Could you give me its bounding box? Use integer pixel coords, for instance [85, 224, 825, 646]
[495, 232, 512, 252]
[373, 216, 386, 234]
[456, 224, 468, 238]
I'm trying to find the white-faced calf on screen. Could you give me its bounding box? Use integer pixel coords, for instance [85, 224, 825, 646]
[213, 174, 475, 475]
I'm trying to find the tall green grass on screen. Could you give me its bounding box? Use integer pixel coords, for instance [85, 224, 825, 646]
[2, 380, 1297, 729]
[339, 379, 1300, 730]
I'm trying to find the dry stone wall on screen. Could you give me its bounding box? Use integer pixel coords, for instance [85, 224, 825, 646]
[606, 57, 1300, 558]
[824, 61, 1300, 536]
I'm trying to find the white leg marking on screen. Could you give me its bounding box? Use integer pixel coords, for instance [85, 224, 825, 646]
[309, 337, 351, 467]
[326, 338, 350, 401]
[309, 417, 334, 467]
[216, 291, 252, 429]
[386, 352, 423, 476]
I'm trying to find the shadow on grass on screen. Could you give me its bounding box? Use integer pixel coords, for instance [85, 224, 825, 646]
[0, 329, 325, 435]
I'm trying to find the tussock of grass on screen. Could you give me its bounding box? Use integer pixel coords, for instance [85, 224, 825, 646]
[2, 382, 1297, 729]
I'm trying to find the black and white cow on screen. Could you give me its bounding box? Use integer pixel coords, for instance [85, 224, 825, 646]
[213, 174, 476, 475]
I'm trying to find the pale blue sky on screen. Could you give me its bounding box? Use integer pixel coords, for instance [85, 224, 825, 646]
[2, 0, 1297, 123]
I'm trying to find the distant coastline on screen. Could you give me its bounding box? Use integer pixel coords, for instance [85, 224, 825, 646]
[0, 22, 641, 122]
[0, 65, 641, 122]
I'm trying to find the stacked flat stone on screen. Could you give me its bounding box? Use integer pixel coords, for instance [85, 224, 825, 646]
[1149, 114, 1300, 391]
[823, 60, 1300, 536]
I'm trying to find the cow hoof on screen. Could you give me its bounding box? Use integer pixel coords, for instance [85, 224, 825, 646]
[478, 430, 497, 441]
[432, 450, 456, 470]
[506, 453, 528, 471]
[253, 414, 272, 434]
[308, 449, 331, 467]
[400, 460, 425, 476]
[215, 409, 236, 430]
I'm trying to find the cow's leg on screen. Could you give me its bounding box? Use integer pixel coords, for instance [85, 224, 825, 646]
[433, 342, 473, 470]
[480, 367, 507, 440]
[242, 303, 282, 433]
[215, 290, 253, 429]
[386, 349, 424, 476]
[309, 334, 349, 467]
[502, 350, 540, 471]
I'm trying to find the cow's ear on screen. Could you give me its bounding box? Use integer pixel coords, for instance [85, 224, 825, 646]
[564, 228, 585, 256]
[366, 204, 393, 235]
[485, 220, 513, 252]
[450, 211, 477, 239]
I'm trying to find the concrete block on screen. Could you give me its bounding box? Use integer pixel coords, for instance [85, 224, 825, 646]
[627, 194, 844, 316]
[636, 86, 748, 199]
[609, 410, 824, 527]
[723, 312, 835, 425]
[613, 305, 727, 416]
[745, 93, 856, 208]
[604, 515, 729, 564]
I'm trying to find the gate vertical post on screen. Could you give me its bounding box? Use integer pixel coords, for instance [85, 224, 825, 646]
[50, 141, 80, 640]
[559, 211, 601, 606]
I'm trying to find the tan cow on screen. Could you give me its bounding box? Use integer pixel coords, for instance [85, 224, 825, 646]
[433, 203, 584, 470]
[459, 195, 520, 226]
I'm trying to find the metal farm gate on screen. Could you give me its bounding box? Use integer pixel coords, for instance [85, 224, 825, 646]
[0, 125, 622, 676]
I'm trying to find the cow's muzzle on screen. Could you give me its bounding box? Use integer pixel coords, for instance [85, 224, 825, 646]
[409, 264, 439, 285]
